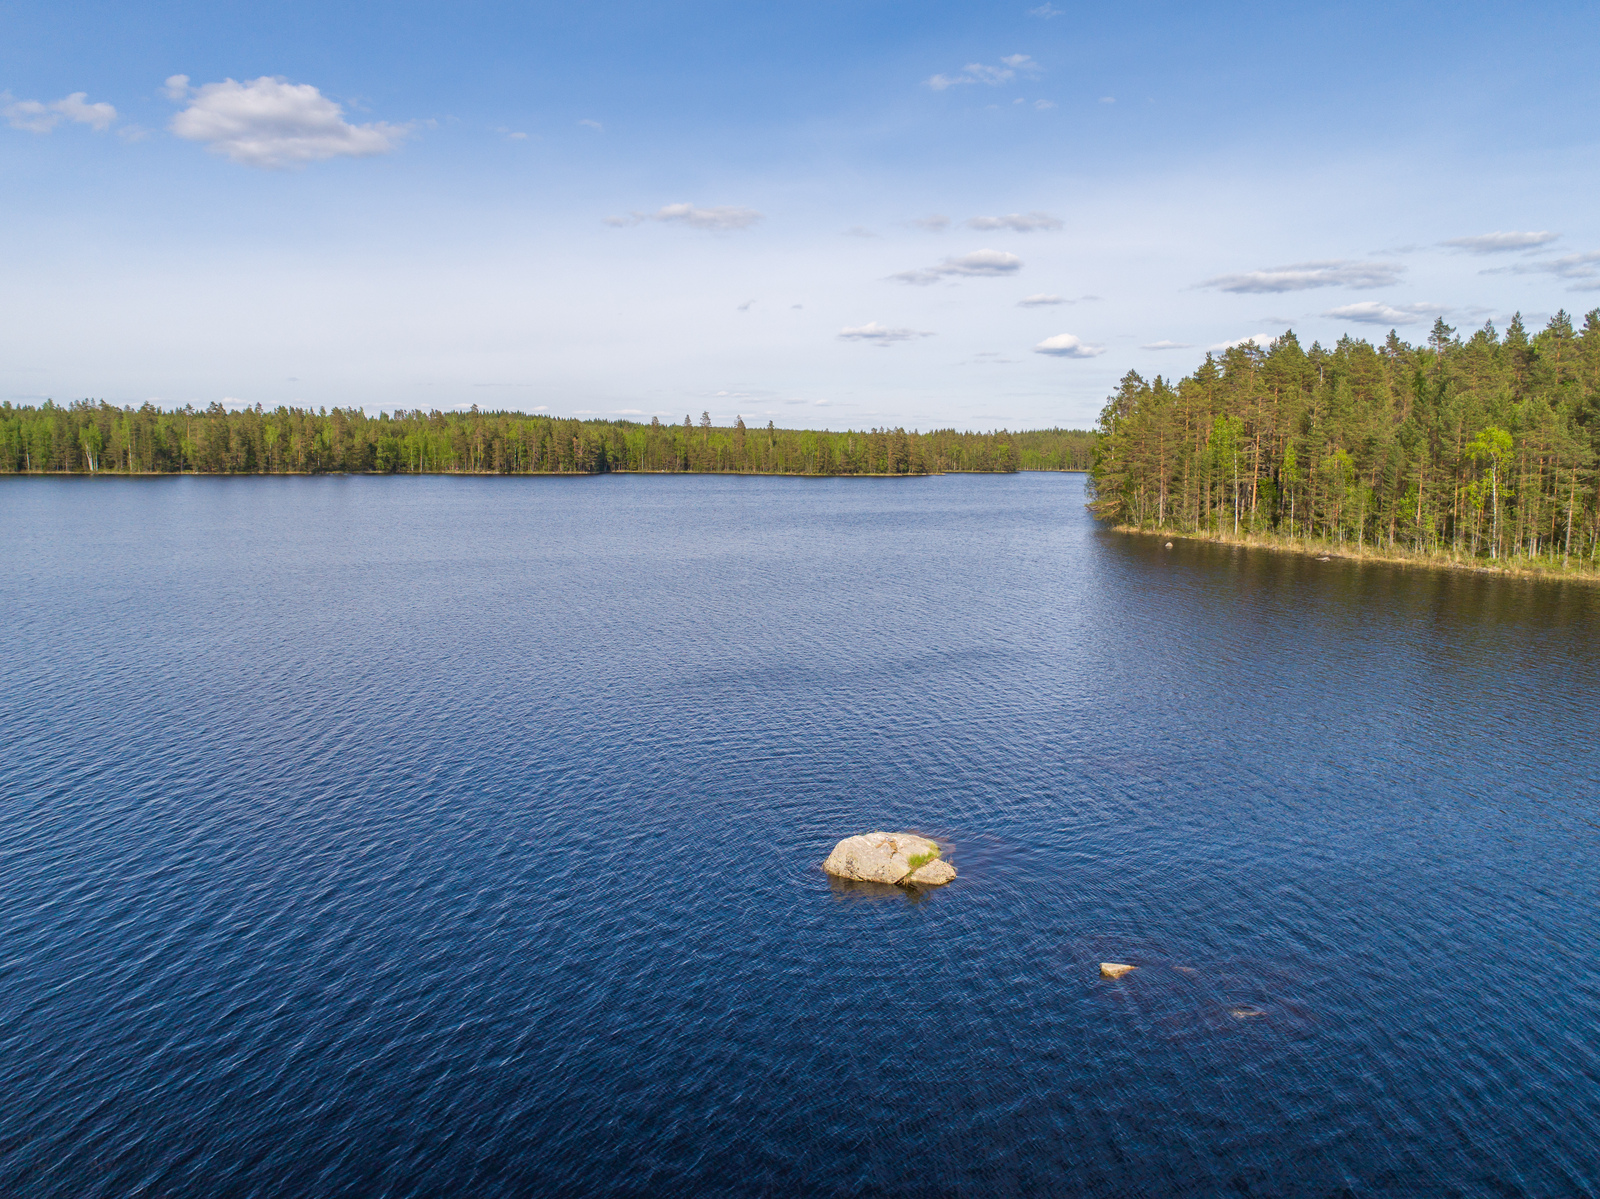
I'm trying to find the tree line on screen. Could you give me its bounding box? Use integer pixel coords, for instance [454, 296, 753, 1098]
[1089, 310, 1600, 567]
[0, 403, 1094, 477]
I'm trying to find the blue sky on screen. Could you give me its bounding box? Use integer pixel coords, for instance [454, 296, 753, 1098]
[4, 1, 1598, 429]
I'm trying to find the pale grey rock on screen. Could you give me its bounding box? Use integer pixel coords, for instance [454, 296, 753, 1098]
[823, 832, 944, 886]
[905, 858, 957, 886]
[1099, 962, 1137, 979]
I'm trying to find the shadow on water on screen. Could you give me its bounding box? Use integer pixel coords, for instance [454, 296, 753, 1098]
[824, 873, 954, 905]
[1103, 526, 1600, 634]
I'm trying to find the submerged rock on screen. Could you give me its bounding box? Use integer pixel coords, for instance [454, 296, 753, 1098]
[823, 832, 955, 887]
[1099, 962, 1137, 980]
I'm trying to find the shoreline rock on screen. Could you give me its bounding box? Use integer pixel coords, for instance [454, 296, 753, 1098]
[823, 832, 956, 887]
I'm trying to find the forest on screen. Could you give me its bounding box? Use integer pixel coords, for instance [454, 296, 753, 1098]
[0, 404, 1094, 477]
[1089, 310, 1600, 568]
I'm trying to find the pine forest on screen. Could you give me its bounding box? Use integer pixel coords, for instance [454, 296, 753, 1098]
[1088, 310, 1600, 571]
[0, 404, 1093, 478]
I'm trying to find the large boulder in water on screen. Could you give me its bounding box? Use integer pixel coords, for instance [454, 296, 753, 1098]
[823, 832, 955, 886]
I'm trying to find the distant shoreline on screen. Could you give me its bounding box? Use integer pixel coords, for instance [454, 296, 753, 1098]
[1118, 525, 1600, 585]
[0, 467, 1090, 480]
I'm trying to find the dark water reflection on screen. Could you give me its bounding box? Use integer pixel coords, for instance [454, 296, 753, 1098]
[1, 473, 1596, 1196]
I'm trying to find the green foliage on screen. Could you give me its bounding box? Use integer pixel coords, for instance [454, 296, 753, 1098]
[1087, 311, 1600, 566]
[0, 399, 1095, 479]
[907, 847, 940, 872]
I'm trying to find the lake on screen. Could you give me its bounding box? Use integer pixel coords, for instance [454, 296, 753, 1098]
[2, 472, 1597, 1196]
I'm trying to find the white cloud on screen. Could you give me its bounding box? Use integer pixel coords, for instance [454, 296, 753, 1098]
[1017, 293, 1068, 306]
[1201, 260, 1403, 293]
[163, 75, 191, 101]
[1034, 99, 1056, 110]
[506, 131, 528, 140]
[1440, 231, 1559, 254]
[1323, 301, 1449, 326]
[1099, 96, 1115, 104]
[1208, 333, 1275, 352]
[1479, 251, 1600, 286]
[1029, 4, 1064, 16]
[839, 322, 934, 346]
[1141, 340, 1192, 350]
[890, 248, 1023, 285]
[169, 76, 408, 168]
[926, 54, 1041, 90]
[909, 214, 950, 232]
[52, 92, 117, 131]
[966, 211, 1062, 232]
[1033, 333, 1105, 358]
[3, 98, 56, 134]
[606, 203, 763, 231]
[578, 118, 603, 131]
[3, 90, 117, 133]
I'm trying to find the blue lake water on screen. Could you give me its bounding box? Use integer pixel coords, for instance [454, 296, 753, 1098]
[2, 472, 1598, 1196]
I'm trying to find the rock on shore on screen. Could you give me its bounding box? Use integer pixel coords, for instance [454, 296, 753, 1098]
[823, 832, 956, 887]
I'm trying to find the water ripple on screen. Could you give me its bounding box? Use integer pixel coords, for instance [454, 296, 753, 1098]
[1, 474, 1597, 1196]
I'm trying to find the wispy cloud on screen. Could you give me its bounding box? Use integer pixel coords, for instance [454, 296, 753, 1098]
[1323, 301, 1449, 326]
[167, 75, 409, 168]
[1033, 333, 1104, 358]
[1141, 340, 1192, 350]
[1201, 260, 1403, 293]
[3, 90, 117, 133]
[1440, 231, 1559, 254]
[839, 322, 934, 346]
[889, 248, 1022, 285]
[1017, 293, 1068, 306]
[909, 214, 950, 232]
[577, 118, 603, 131]
[966, 211, 1062, 232]
[1209, 334, 1275, 352]
[926, 54, 1041, 90]
[1479, 251, 1600, 288]
[605, 203, 764, 231]
[1029, 3, 1064, 16]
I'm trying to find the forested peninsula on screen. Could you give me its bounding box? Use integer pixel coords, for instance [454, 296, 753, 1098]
[0, 404, 1093, 477]
[1089, 310, 1600, 576]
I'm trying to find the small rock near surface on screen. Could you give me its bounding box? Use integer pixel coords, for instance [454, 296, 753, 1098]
[823, 832, 955, 886]
[1099, 962, 1137, 979]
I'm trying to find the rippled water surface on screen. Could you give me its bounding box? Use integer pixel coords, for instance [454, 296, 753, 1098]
[3, 473, 1598, 1197]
